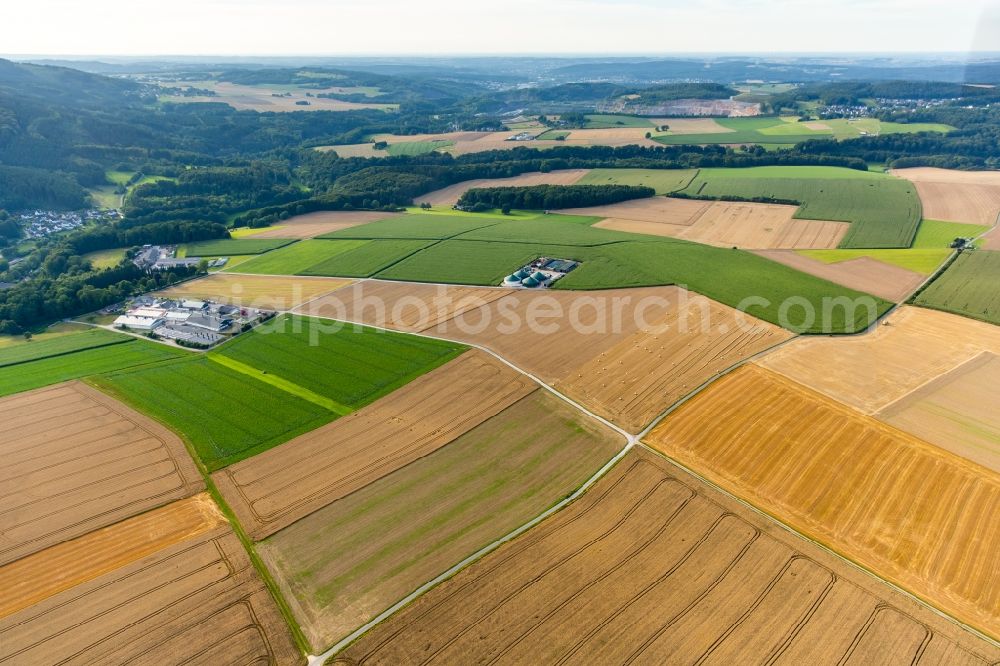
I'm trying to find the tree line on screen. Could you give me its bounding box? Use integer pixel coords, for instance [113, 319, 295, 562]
[457, 184, 654, 210]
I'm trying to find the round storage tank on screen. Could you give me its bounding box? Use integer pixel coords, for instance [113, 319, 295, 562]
[531, 271, 547, 282]
[504, 274, 521, 284]
[521, 276, 540, 288]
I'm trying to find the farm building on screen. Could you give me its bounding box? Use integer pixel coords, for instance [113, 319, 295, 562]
[112, 314, 164, 331]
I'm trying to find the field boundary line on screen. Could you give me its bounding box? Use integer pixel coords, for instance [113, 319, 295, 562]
[308, 437, 636, 665]
[206, 354, 353, 416]
[636, 442, 1000, 649]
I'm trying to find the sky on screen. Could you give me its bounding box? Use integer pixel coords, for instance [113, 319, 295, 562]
[3, 0, 998, 56]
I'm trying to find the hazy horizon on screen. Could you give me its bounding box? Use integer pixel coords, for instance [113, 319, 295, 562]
[4, 0, 998, 57]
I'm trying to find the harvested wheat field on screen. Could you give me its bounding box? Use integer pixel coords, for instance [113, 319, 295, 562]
[331, 448, 1000, 665]
[0, 494, 223, 618]
[590, 200, 847, 249]
[158, 272, 352, 310]
[759, 305, 1000, 413]
[646, 364, 1000, 638]
[894, 167, 1000, 227]
[0, 382, 203, 566]
[250, 211, 399, 239]
[878, 352, 1000, 473]
[260, 390, 624, 650]
[306, 284, 782, 431]
[562, 196, 712, 228]
[423, 287, 684, 385]
[557, 294, 791, 431]
[295, 280, 513, 332]
[416, 169, 589, 207]
[214, 350, 536, 540]
[0, 498, 302, 665]
[754, 249, 925, 301]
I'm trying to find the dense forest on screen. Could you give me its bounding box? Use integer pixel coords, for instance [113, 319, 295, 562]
[457, 184, 654, 210]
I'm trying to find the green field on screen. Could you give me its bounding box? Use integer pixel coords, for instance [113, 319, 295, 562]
[375, 235, 891, 333]
[0, 339, 185, 397]
[94, 357, 336, 470]
[677, 166, 922, 248]
[300, 239, 435, 277]
[455, 215, 628, 246]
[320, 214, 504, 240]
[182, 238, 296, 256]
[654, 116, 954, 146]
[583, 114, 654, 128]
[575, 168, 697, 194]
[915, 250, 1000, 325]
[798, 220, 989, 275]
[214, 315, 464, 410]
[535, 129, 569, 140]
[378, 240, 549, 285]
[82, 247, 126, 269]
[0, 328, 131, 368]
[384, 140, 453, 156]
[232, 240, 369, 274]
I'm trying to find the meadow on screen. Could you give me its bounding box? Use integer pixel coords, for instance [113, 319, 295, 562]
[575, 168, 697, 194]
[82, 247, 126, 269]
[0, 328, 130, 367]
[678, 166, 922, 248]
[384, 140, 453, 156]
[233, 239, 368, 275]
[181, 238, 295, 256]
[214, 314, 464, 409]
[583, 114, 654, 128]
[93, 356, 336, 470]
[0, 338, 185, 397]
[915, 250, 1000, 325]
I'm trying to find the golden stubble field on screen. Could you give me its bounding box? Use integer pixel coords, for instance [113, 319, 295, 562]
[0, 381, 204, 566]
[0, 495, 303, 665]
[158, 273, 353, 310]
[571, 198, 849, 249]
[645, 363, 1000, 639]
[331, 448, 1000, 664]
[758, 305, 1000, 414]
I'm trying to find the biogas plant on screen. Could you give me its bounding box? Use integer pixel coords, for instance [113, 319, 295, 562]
[502, 257, 580, 288]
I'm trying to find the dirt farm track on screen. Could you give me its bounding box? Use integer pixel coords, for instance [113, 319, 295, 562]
[332, 449, 1000, 665]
